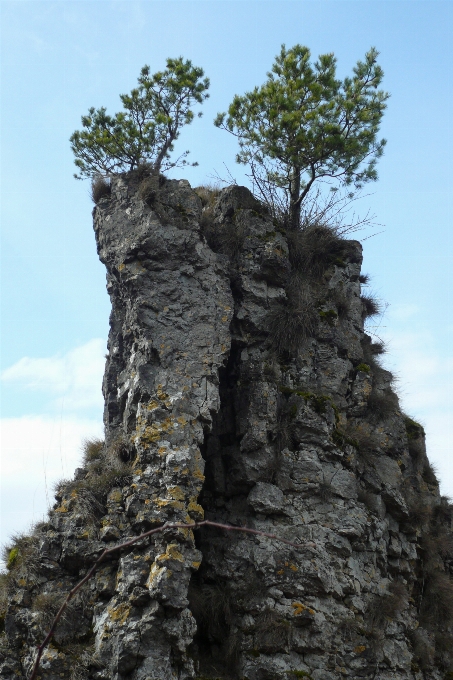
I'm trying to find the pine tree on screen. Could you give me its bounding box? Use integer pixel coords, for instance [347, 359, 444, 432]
[70, 58, 209, 179]
[215, 45, 389, 229]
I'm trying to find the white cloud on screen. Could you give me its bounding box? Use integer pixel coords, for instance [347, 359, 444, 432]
[1, 338, 106, 413]
[0, 415, 103, 550]
[0, 339, 107, 551]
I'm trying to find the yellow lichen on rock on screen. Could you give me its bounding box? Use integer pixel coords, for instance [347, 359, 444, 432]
[108, 602, 131, 625]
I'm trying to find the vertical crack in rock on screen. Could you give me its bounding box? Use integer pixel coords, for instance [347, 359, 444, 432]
[2, 175, 453, 680]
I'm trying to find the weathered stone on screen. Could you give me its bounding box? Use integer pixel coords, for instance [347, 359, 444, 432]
[247, 482, 286, 514]
[1, 176, 451, 680]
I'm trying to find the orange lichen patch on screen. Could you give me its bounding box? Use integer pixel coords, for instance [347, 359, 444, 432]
[157, 385, 169, 401]
[147, 401, 160, 411]
[108, 489, 123, 503]
[277, 569, 284, 575]
[221, 316, 228, 322]
[354, 646, 366, 654]
[192, 561, 201, 570]
[289, 563, 298, 572]
[188, 500, 204, 520]
[292, 602, 315, 616]
[139, 426, 159, 444]
[156, 498, 185, 511]
[167, 486, 185, 501]
[118, 263, 125, 272]
[177, 416, 187, 426]
[155, 544, 184, 563]
[108, 602, 131, 625]
[141, 418, 174, 443]
[179, 523, 195, 539]
[54, 499, 71, 513]
[192, 449, 205, 481]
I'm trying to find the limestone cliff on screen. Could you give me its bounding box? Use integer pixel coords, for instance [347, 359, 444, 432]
[1, 173, 452, 680]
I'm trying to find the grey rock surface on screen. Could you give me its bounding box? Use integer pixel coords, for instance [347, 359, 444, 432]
[1, 173, 451, 680]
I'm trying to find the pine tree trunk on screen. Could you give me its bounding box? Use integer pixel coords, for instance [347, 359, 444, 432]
[288, 167, 301, 230]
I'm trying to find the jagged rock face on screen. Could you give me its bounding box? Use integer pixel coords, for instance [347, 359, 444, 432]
[1, 175, 452, 680]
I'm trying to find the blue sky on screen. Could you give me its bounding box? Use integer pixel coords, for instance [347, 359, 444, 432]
[1, 0, 452, 548]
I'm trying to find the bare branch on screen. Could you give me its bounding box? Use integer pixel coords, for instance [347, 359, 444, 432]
[28, 519, 315, 679]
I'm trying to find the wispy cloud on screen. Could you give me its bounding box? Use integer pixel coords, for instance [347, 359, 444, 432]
[2, 338, 106, 413]
[1, 340, 106, 549]
[1, 415, 103, 550]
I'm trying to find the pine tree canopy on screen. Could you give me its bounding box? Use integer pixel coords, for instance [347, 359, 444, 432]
[215, 45, 389, 229]
[70, 58, 210, 179]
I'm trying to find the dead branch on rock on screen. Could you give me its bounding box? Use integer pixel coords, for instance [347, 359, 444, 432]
[28, 519, 314, 679]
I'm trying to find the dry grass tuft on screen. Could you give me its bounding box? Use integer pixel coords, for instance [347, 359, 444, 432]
[422, 460, 439, 487]
[408, 628, 435, 670]
[254, 608, 291, 653]
[32, 590, 88, 643]
[420, 571, 453, 628]
[195, 183, 221, 208]
[405, 497, 433, 529]
[68, 645, 102, 680]
[404, 416, 426, 462]
[366, 580, 408, 630]
[1, 532, 41, 577]
[188, 579, 232, 643]
[54, 437, 134, 524]
[361, 335, 388, 367]
[138, 174, 161, 205]
[267, 282, 317, 355]
[366, 389, 399, 422]
[82, 438, 104, 465]
[361, 294, 381, 319]
[90, 175, 111, 204]
[287, 224, 348, 280]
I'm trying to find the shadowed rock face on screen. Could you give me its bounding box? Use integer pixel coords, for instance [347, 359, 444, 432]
[1, 175, 451, 680]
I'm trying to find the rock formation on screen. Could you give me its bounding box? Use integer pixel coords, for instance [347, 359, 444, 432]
[1, 173, 452, 680]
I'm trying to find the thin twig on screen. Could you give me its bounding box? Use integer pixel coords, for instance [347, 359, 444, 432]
[28, 519, 314, 679]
